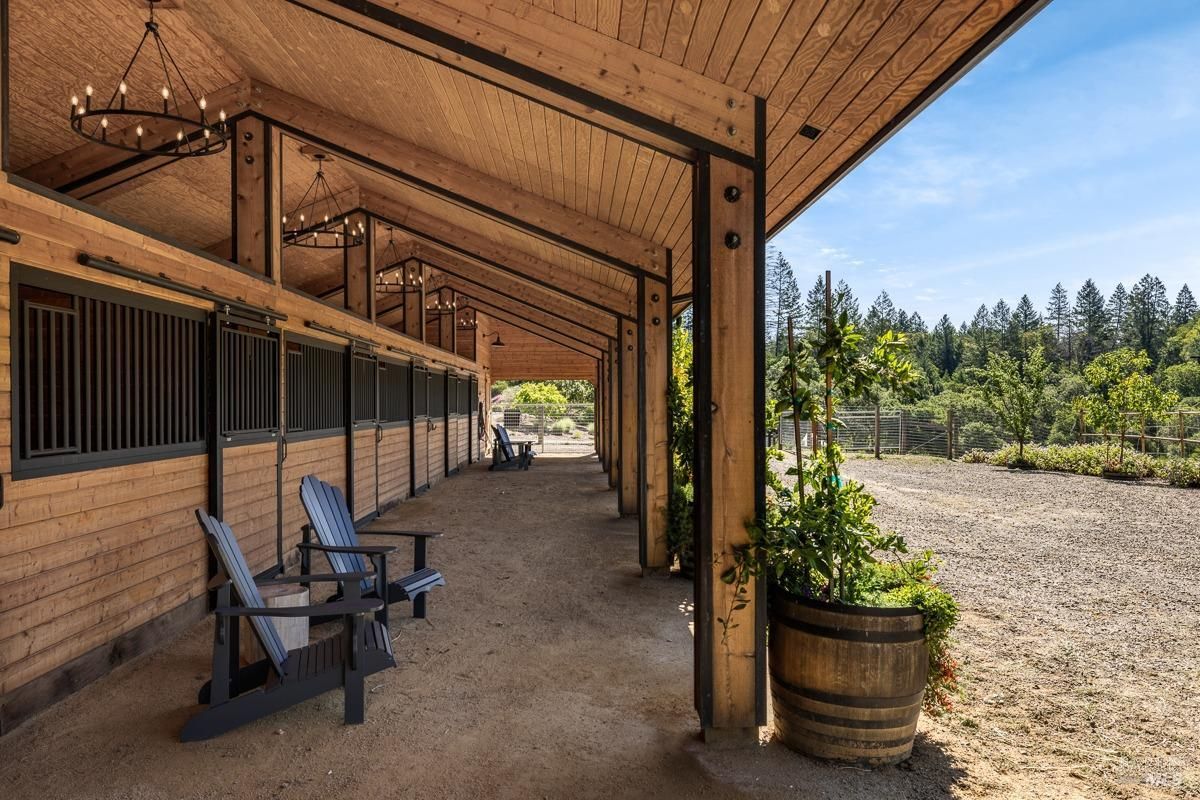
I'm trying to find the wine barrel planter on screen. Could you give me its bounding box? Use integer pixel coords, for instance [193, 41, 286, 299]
[769, 591, 927, 766]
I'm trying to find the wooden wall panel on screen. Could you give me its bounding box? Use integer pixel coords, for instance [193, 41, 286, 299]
[281, 435, 346, 553]
[428, 420, 446, 488]
[489, 323, 597, 381]
[413, 423, 429, 490]
[0, 455, 207, 698]
[222, 442, 280, 574]
[353, 428, 378, 520]
[378, 425, 411, 510]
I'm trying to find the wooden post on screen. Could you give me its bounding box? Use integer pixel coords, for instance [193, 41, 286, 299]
[693, 146, 764, 740]
[810, 418, 820, 456]
[786, 317, 804, 488]
[618, 318, 639, 516]
[608, 338, 619, 489]
[640, 275, 671, 573]
[232, 117, 282, 280]
[344, 211, 373, 319]
[874, 404, 882, 459]
[438, 291, 456, 353]
[403, 260, 425, 340]
[946, 409, 954, 460]
[1180, 411, 1187, 458]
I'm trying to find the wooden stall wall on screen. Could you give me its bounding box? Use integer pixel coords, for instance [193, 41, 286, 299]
[377, 424, 411, 510]
[352, 428, 378, 522]
[427, 418, 446, 488]
[280, 435, 346, 556]
[222, 442, 280, 575]
[412, 422, 429, 492]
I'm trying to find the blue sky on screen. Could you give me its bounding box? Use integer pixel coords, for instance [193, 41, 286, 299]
[770, 0, 1200, 327]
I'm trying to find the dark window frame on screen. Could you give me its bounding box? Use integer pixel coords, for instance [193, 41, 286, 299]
[220, 319, 281, 444]
[428, 369, 447, 420]
[284, 333, 346, 442]
[10, 264, 208, 479]
[379, 357, 412, 426]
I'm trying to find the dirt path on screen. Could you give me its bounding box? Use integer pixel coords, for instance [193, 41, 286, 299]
[2, 455, 1196, 798]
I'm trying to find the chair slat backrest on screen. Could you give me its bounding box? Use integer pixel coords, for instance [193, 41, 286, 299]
[300, 475, 372, 594]
[493, 425, 516, 461]
[194, 510, 288, 674]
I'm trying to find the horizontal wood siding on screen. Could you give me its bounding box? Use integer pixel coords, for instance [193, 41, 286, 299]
[353, 428, 377, 520]
[428, 421, 446, 488]
[0, 454, 207, 698]
[413, 424, 429, 490]
[456, 417, 468, 468]
[378, 425, 411, 509]
[281, 435, 345, 554]
[222, 441, 279, 574]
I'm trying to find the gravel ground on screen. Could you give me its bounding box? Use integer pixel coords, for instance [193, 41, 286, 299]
[1, 454, 1195, 799]
[829, 456, 1200, 798]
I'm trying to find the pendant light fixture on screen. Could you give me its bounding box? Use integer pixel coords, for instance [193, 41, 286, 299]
[282, 151, 364, 249]
[374, 230, 424, 294]
[69, 0, 228, 157]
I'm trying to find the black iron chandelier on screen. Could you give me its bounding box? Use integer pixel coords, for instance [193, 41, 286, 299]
[69, 0, 228, 157]
[426, 287, 457, 317]
[374, 231, 424, 294]
[282, 152, 364, 249]
[456, 305, 477, 330]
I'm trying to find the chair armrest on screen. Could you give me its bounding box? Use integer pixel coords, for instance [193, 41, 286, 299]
[297, 542, 397, 555]
[215, 598, 383, 618]
[361, 529, 442, 539]
[259, 571, 373, 586]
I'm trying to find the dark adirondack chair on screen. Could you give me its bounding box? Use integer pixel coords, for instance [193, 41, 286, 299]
[183, 510, 395, 742]
[299, 475, 445, 627]
[490, 424, 534, 470]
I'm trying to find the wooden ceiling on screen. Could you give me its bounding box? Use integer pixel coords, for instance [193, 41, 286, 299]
[7, 0, 1038, 318]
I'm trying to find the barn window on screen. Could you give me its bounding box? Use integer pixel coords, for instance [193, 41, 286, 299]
[285, 338, 344, 437]
[428, 371, 446, 419]
[352, 352, 377, 423]
[14, 269, 206, 478]
[221, 322, 280, 438]
[379, 360, 411, 423]
[413, 367, 428, 418]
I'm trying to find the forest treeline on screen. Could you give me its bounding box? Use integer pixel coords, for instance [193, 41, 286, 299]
[762, 249, 1200, 444]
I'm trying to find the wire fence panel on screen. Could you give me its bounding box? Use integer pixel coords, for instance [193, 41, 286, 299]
[778, 408, 1200, 459]
[490, 403, 596, 454]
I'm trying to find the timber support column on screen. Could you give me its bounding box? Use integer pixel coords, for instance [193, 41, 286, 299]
[608, 338, 619, 489]
[403, 260, 425, 340]
[693, 99, 767, 741]
[438, 290, 456, 353]
[231, 116, 282, 280]
[344, 211, 373, 319]
[639, 274, 670, 573]
[596, 360, 606, 466]
[618, 318, 639, 516]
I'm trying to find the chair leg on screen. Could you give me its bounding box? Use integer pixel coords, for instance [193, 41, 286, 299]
[413, 592, 427, 619]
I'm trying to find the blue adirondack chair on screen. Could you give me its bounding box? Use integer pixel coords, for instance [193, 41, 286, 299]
[490, 424, 535, 470]
[299, 475, 445, 627]
[183, 510, 394, 742]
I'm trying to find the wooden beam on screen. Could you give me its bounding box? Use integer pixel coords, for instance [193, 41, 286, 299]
[284, 1, 753, 161]
[639, 276, 670, 572]
[362, 190, 634, 318]
[695, 155, 763, 737]
[397, 271, 609, 353]
[232, 117, 282, 279]
[618, 317, 638, 517]
[18, 80, 253, 195]
[409, 241, 616, 337]
[344, 211, 372, 317]
[248, 82, 669, 279]
[471, 302, 603, 360]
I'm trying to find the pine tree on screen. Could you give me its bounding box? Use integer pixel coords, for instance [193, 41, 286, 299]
[1126, 274, 1172, 364]
[765, 250, 801, 355]
[1107, 283, 1129, 348]
[1173, 284, 1198, 326]
[803, 276, 826, 333]
[1014, 295, 1041, 332]
[864, 292, 897, 339]
[963, 304, 993, 368]
[896, 309, 911, 333]
[908, 311, 927, 334]
[992, 299, 1020, 356]
[932, 314, 959, 374]
[836, 279, 862, 327]
[1046, 282, 1072, 361]
[1072, 279, 1107, 365]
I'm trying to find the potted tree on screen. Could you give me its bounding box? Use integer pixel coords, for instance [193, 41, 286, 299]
[726, 276, 959, 766]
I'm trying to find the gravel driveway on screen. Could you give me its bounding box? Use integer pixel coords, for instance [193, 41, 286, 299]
[824, 456, 1200, 798]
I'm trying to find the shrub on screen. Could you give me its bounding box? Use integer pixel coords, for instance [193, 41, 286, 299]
[957, 420, 1004, 451]
[1154, 457, 1200, 488]
[512, 382, 569, 416]
[970, 443, 1161, 479]
[586, 422, 595, 435]
[960, 449, 991, 464]
[547, 417, 575, 435]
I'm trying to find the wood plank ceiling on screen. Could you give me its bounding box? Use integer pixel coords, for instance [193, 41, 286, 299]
[8, 0, 1032, 310]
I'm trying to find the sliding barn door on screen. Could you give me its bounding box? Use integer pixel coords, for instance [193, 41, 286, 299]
[350, 349, 379, 525]
[427, 369, 447, 488]
[377, 357, 412, 511]
[412, 364, 430, 493]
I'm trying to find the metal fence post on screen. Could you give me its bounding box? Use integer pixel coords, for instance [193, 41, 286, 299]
[538, 405, 546, 446]
[946, 409, 954, 460]
[1181, 411, 1187, 458]
[899, 409, 908, 455]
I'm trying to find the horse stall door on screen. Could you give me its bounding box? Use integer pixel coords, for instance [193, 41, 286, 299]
[220, 320, 283, 575]
[376, 358, 412, 512]
[412, 365, 430, 493]
[351, 350, 379, 525]
[427, 369, 447, 488]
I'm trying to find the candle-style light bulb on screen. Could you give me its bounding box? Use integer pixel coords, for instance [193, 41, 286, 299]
[136, 125, 144, 139]
[119, 81, 127, 95]
[70, 94, 79, 108]
[85, 85, 94, 97]
[218, 110, 227, 123]
[85, 85, 93, 111]
[198, 97, 207, 111]
[161, 86, 170, 100]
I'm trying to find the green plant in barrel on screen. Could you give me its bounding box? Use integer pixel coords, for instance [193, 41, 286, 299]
[726, 277, 960, 719]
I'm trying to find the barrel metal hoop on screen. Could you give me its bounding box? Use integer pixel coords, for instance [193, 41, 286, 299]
[770, 673, 925, 710]
[771, 613, 925, 643]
